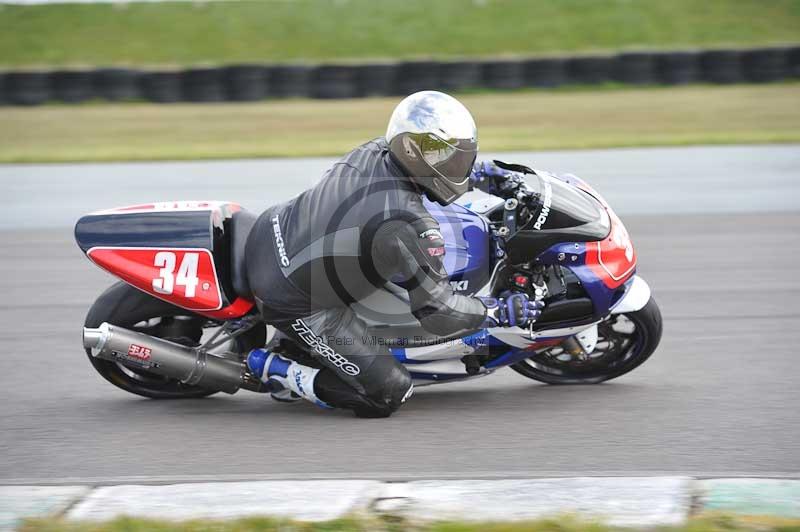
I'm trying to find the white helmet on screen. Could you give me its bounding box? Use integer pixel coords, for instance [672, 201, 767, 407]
[386, 91, 478, 205]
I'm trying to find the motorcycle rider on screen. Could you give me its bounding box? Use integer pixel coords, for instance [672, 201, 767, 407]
[245, 90, 543, 418]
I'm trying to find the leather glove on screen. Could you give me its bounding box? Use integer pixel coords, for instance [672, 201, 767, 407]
[471, 160, 511, 187]
[471, 160, 528, 197]
[479, 292, 545, 328]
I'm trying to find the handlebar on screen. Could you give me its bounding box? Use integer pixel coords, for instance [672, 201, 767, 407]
[497, 174, 540, 238]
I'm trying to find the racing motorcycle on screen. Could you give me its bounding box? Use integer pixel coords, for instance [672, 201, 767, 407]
[77, 165, 662, 400]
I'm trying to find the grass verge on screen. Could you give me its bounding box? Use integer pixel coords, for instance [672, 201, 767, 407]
[1, 84, 798, 163]
[0, 0, 799, 67]
[19, 513, 800, 532]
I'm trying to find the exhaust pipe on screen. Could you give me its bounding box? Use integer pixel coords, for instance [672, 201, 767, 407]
[83, 322, 259, 394]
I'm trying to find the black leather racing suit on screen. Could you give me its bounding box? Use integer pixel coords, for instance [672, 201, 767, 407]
[245, 137, 487, 417]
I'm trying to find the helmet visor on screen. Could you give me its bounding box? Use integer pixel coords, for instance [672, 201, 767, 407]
[417, 133, 477, 179]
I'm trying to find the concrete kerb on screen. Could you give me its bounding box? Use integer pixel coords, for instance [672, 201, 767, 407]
[0, 486, 89, 531]
[1, 477, 799, 530]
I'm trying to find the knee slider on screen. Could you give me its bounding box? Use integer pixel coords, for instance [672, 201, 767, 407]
[354, 366, 412, 418]
[382, 365, 414, 411]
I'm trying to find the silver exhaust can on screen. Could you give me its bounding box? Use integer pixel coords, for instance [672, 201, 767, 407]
[83, 322, 245, 394]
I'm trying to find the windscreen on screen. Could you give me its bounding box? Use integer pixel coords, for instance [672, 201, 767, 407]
[527, 172, 609, 235]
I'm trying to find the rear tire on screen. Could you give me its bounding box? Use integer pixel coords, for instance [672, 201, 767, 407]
[511, 297, 662, 384]
[84, 282, 219, 399]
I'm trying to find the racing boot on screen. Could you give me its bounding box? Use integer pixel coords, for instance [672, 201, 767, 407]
[246, 349, 330, 408]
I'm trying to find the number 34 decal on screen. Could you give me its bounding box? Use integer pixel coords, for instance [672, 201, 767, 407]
[153, 251, 200, 297]
[87, 247, 223, 311]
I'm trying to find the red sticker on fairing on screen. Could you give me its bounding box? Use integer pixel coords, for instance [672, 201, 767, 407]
[427, 246, 445, 257]
[585, 209, 637, 289]
[87, 247, 224, 311]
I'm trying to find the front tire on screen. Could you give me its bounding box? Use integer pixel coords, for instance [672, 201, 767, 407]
[84, 282, 219, 399]
[511, 297, 663, 384]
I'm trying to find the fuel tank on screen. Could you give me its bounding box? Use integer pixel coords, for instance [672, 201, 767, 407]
[355, 199, 494, 342]
[423, 197, 492, 294]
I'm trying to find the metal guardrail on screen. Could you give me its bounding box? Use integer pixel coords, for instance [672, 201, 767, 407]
[1, 46, 798, 105]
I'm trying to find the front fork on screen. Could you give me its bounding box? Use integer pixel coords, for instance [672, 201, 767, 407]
[559, 324, 599, 359]
[525, 270, 598, 356]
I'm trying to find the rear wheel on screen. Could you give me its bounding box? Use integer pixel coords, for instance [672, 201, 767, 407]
[510, 297, 662, 384]
[84, 282, 219, 399]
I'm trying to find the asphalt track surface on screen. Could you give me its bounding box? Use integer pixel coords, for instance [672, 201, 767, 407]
[1, 145, 799, 484]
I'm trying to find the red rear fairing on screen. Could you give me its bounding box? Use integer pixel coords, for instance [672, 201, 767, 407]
[75, 201, 254, 320]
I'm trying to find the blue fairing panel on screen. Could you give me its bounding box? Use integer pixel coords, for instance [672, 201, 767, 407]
[423, 197, 492, 294]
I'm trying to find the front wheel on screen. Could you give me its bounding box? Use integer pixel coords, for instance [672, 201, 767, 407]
[510, 297, 663, 384]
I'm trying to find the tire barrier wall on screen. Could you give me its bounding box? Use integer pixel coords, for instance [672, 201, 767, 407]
[225, 65, 268, 101]
[1, 46, 797, 105]
[182, 68, 226, 102]
[140, 71, 181, 103]
[94, 68, 141, 101]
